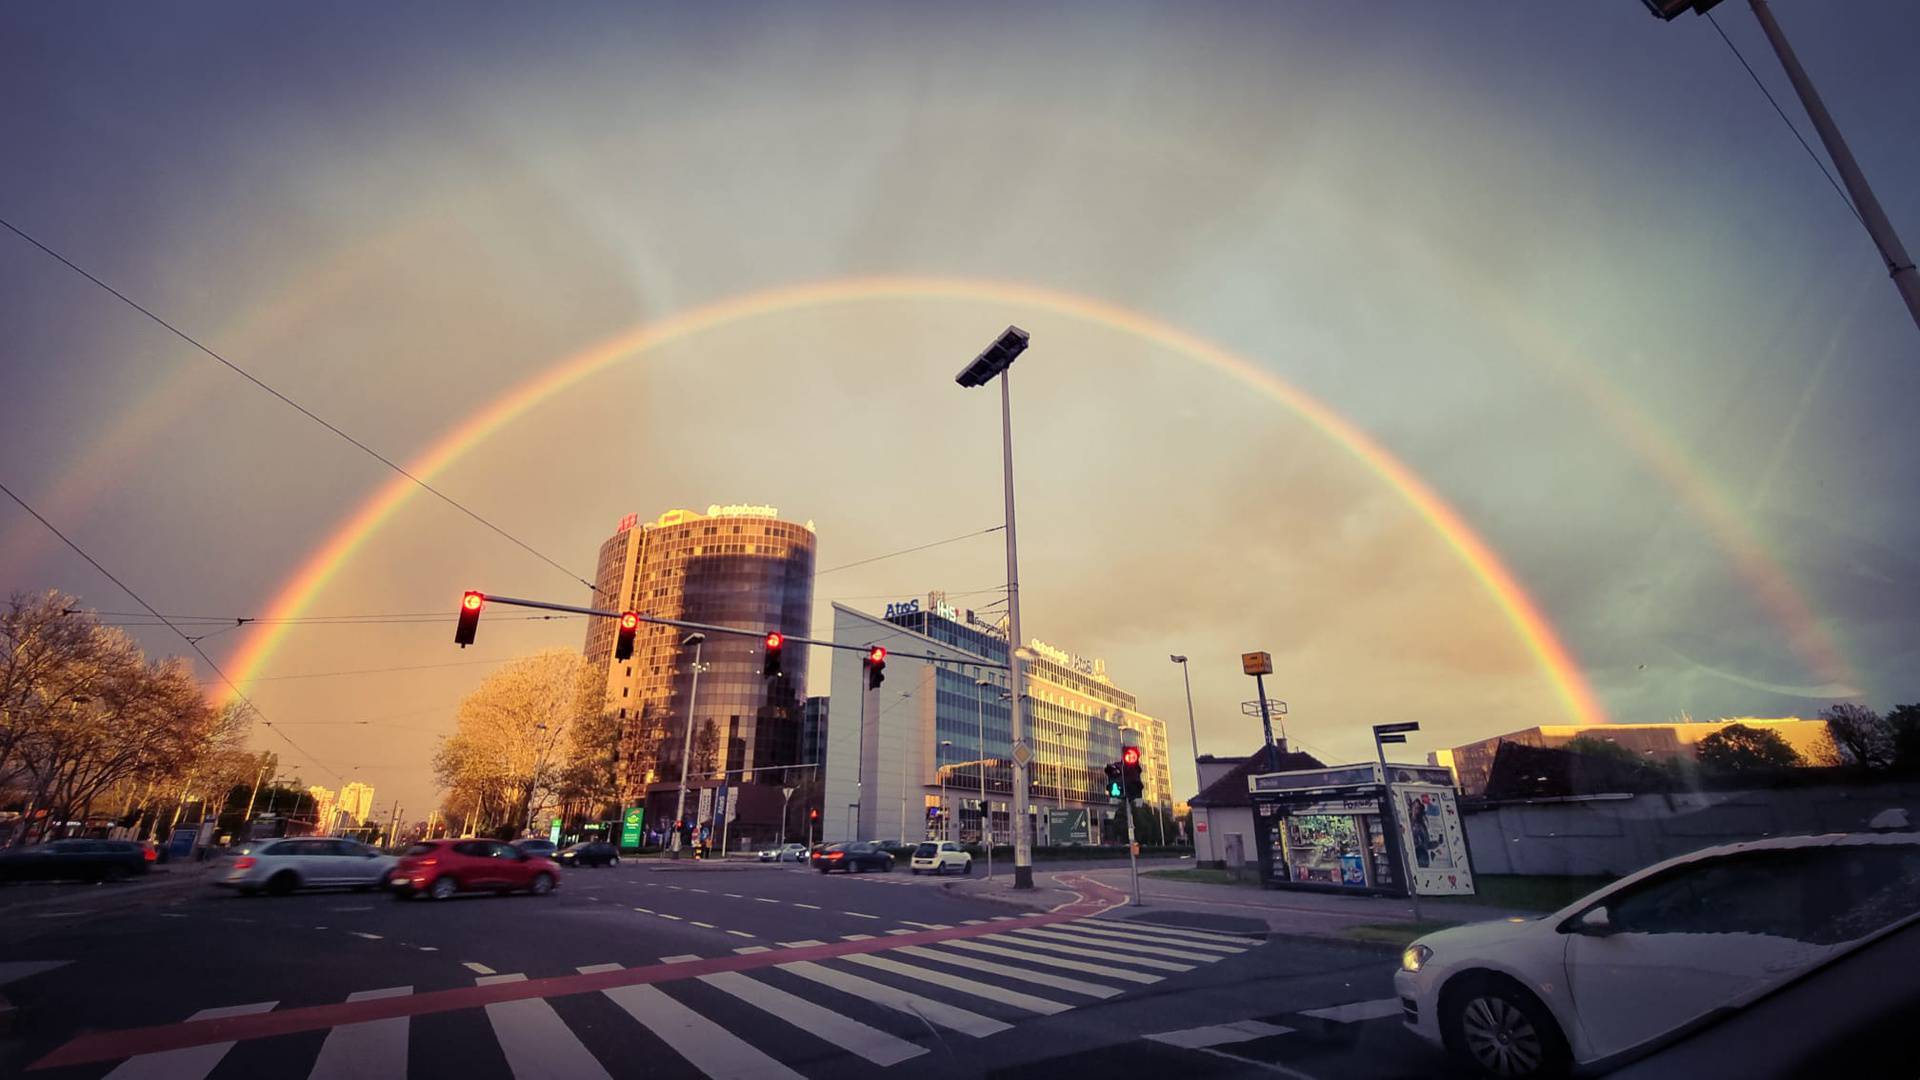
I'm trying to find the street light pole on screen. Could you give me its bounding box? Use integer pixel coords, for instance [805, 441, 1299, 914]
[670, 633, 707, 857]
[1171, 655, 1201, 847]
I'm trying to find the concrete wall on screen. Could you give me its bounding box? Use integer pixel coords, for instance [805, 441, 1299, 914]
[1193, 805, 1254, 870]
[1463, 783, 1920, 878]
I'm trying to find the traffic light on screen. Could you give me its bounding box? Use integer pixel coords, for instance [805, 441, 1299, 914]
[762, 631, 784, 678]
[809, 808, 819, 822]
[615, 611, 639, 661]
[865, 645, 887, 689]
[1103, 762, 1124, 800]
[1121, 744, 1144, 800]
[454, 591, 483, 647]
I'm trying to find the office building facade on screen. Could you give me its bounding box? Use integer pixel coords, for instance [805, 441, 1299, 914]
[822, 593, 1172, 845]
[583, 506, 815, 840]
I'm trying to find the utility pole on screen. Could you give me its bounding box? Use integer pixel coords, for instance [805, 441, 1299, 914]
[1171, 655, 1201, 848]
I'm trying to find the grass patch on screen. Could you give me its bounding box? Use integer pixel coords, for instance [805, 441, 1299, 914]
[1342, 920, 1465, 948]
[1142, 868, 1258, 886]
[1425, 874, 1617, 912]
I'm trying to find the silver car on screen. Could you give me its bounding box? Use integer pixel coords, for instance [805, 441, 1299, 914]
[219, 837, 397, 896]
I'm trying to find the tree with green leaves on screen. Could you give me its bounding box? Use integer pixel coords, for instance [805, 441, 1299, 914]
[1697, 723, 1803, 774]
[1884, 704, 1920, 774]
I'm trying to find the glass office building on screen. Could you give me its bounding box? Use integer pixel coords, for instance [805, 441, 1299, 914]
[822, 593, 1172, 845]
[583, 507, 815, 820]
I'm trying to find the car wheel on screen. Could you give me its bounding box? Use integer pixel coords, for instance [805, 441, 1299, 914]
[963, 859, 973, 875]
[1442, 975, 1570, 1079]
[265, 871, 299, 896]
[529, 873, 555, 896]
[428, 876, 458, 901]
[610, 855, 620, 867]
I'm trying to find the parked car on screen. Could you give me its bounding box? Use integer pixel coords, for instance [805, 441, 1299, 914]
[512, 838, 557, 859]
[811, 841, 893, 873]
[910, 840, 973, 876]
[758, 842, 809, 863]
[218, 837, 396, 896]
[554, 841, 619, 868]
[391, 838, 561, 900]
[1395, 831, 1920, 1078]
[0, 839, 151, 882]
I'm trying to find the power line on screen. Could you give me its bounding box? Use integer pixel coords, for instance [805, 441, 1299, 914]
[815, 526, 1004, 577]
[1705, 11, 1864, 228]
[214, 656, 512, 685]
[0, 479, 346, 785]
[0, 214, 599, 597]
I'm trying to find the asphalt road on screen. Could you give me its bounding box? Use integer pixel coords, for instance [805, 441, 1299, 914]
[0, 859, 1450, 1079]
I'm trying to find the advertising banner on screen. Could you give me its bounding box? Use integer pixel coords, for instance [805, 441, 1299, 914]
[619, 806, 644, 848]
[1392, 784, 1475, 896]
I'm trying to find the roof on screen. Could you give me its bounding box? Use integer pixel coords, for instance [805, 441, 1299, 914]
[1190, 746, 1326, 808]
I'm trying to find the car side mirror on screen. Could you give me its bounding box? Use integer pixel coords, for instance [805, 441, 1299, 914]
[1572, 906, 1616, 937]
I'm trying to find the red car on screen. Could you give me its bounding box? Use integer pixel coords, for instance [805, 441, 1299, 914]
[391, 839, 560, 900]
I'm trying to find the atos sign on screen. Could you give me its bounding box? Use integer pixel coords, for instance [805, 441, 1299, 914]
[885, 599, 921, 619]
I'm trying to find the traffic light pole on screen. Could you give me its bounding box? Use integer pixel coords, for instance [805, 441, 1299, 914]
[1123, 798, 1141, 906]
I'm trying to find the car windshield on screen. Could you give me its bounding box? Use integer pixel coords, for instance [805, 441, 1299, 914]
[7, 5, 1918, 1075]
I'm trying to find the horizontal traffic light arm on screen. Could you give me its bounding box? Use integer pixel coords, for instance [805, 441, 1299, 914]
[470, 592, 1010, 669]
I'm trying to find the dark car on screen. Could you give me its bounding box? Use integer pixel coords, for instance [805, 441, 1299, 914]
[0, 839, 153, 882]
[554, 841, 619, 868]
[811, 841, 893, 874]
[391, 839, 560, 900]
[511, 838, 558, 859]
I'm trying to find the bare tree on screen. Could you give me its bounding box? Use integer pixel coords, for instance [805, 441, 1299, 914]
[433, 650, 596, 836]
[1819, 703, 1893, 769]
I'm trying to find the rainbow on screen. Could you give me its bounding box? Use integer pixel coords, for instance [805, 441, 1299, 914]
[215, 276, 1610, 728]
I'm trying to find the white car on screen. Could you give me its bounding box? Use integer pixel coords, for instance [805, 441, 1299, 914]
[909, 840, 973, 876]
[758, 843, 809, 863]
[1394, 830, 1920, 1078]
[219, 837, 398, 896]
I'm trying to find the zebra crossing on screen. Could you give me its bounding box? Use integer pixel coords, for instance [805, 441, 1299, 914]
[69, 918, 1259, 1079]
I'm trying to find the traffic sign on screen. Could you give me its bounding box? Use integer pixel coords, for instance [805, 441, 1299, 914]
[1374, 721, 1421, 735]
[1377, 733, 1407, 744]
[1241, 651, 1273, 676]
[1011, 740, 1034, 768]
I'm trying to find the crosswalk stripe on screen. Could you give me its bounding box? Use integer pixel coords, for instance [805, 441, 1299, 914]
[1060, 920, 1247, 953]
[1301, 998, 1403, 1023]
[105, 1001, 278, 1080]
[700, 971, 929, 1067]
[1010, 925, 1229, 962]
[486, 996, 612, 1080]
[898, 920, 950, 929]
[476, 974, 527, 986]
[576, 964, 624, 974]
[1145, 1019, 1294, 1048]
[890, 945, 1121, 999]
[779, 960, 1012, 1037]
[308, 987, 410, 1080]
[1076, 918, 1259, 947]
[984, 932, 1194, 972]
[838, 954, 1072, 1015]
[603, 983, 803, 1080]
[937, 939, 1164, 984]
[778, 940, 826, 948]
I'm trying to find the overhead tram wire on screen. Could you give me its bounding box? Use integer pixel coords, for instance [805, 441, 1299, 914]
[0, 214, 599, 599]
[0, 480, 347, 785]
[814, 525, 1005, 577]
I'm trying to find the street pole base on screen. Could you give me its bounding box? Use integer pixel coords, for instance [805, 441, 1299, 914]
[1013, 865, 1034, 890]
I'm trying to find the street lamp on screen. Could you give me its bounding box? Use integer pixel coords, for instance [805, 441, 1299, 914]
[938, 740, 954, 841]
[1170, 655, 1201, 847]
[670, 632, 707, 857]
[955, 324, 1035, 889]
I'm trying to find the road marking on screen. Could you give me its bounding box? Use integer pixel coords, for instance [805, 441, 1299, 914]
[1145, 1019, 1294, 1049]
[755, 897, 780, 903]
[724, 893, 745, 898]
[32, 911, 85, 919]
[688, 888, 709, 893]
[157, 913, 188, 919]
[462, 963, 496, 975]
[843, 911, 880, 919]
[701, 970, 929, 1067]
[891, 945, 1120, 999]
[777, 939, 826, 948]
[103, 1000, 277, 1080]
[313, 926, 327, 930]
[602, 982, 803, 1080]
[666, 885, 683, 890]
[779, 961, 1011, 1037]
[1064, 919, 1248, 953]
[990, 915, 1017, 921]
[961, 919, 987, 925]
[1011, 925, 1223, 962]
[661, 954, 702, 964]
[841, 933, 875, 941]
[475, 974, 526, 986]
[839, 953, 1072, 1015]
[691, 922, 716, 929]
[486, 996, 611, 1080]
[934, 939, 1163, 983]
[1080, 918, 1261, 945]
[985, 932, 1194, 972]
[726, 930, 755, 938]
[308, 987, 410, 1080]
[632, 907, 652, 913]
[350, 932, 383, 941]
[586, 896, 599, 902]
[898, 920, 950, 930]
[577, 964, 624, 974]
[417, 947, 438, 952]
[1301, 998, 1403, 1023]
[733, 946, 771, 954]
[884, 929, 916, 936]
[793, 903, 821, 910]
[658, 913, 684, 921]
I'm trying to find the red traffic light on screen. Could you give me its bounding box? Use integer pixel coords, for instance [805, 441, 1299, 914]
[620, 612, 639, 630]
[1122, 745, 1141, 766]
[462, 591, 484, 611]
[455, 591, 484, 647]
[765, 631, 784, 650]
[867, 646, 886, 664]
[615, 611, 639, 661]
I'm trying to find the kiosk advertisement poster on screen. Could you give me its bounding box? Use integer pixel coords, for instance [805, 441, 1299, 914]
[1394, 783, 1475, 896]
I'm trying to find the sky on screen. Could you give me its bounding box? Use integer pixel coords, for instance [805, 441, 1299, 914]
[2, 1, 1916, 817]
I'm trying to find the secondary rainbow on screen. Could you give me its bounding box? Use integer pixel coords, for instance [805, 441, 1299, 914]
[216, 276, 1609, 727]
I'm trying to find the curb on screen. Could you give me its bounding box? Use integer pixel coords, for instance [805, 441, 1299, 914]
[936, 880, 1056, 914]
